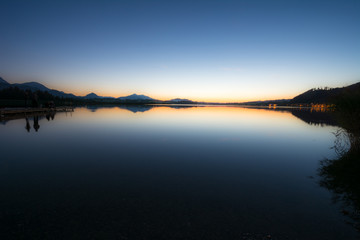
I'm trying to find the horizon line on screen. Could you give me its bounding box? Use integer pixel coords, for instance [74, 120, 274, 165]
[2, 76, 359, 103]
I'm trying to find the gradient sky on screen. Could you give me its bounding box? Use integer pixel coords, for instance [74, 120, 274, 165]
[1, 0, 359, 102]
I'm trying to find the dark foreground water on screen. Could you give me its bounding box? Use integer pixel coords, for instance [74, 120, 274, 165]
[0, 106, 358, 239]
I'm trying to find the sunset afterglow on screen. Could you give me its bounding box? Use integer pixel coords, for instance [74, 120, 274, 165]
[1, 0, 359, 102]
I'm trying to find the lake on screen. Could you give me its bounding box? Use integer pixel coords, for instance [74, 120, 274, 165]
[0, 105, 358, 239]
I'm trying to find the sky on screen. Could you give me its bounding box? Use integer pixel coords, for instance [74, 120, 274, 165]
[0, 0, 359, 102]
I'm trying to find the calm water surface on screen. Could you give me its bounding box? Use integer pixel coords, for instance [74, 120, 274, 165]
[0, 106, 357, 239]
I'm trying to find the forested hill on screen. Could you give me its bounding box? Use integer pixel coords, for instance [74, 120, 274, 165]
[290, 82, 360, 105]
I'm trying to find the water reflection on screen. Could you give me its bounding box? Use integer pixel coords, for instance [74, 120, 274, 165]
[83, 105, 339, 127]
[24, 112, 57, 132]
[0, 105, 357, 239]
[290, 109, 338, 127]
[85, 104, 198, 113]
[25, 117, 31, 132]
[1, 105, 341, 132]
[167, 105, 197, 110]
[45, 111, 55, 121]
[33, 116, 40, 132]
[118, 104, 154, 113]
[240, 106, 338, 127]
[318, 111, 360, 231]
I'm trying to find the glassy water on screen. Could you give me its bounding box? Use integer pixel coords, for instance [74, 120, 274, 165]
[0, 106, 357, 239]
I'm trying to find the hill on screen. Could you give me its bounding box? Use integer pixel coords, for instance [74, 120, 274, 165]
[0, 77, 165, 106]
[0, 77, 10, 89]
[290, 82, 360, 105]
[0, 77, 156, 102]
[1, 79, 78, 99]
[241, 99, 290, 106]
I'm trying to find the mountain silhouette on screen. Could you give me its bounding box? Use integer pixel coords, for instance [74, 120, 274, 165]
[118, 94, 153, 101]
[168, 98, 193, 103]
[290, 82, 360, 104]
[83, 93, 115, 99]
[1, 76, 359, 107]
[0, 77, 10, 89]
[0, 77, 9, 84]
[0, 77, 153, 101]
[84, 92, 101, 99]
[0, 78, 78, 98]
[13, 81, 49, 92]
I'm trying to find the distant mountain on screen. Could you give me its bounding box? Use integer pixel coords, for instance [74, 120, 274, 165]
[241, 99, 290, 106]
[290, 82, 360, 104]
[83, 92, 115, 100]
[118, 94, 154, 101]
[168, 98, 193, 103]
[0, 77, 78, 98]
[0, 77, 158, 102]
[0, 77, 9, 85]
[13, 81, 50, 92]
[47, 89, 78, 98]
[84, 92, 101, 99]
[0, 77, 10, 89]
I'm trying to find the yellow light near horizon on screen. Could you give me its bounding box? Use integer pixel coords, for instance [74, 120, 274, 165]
[76, 104, 295, 121]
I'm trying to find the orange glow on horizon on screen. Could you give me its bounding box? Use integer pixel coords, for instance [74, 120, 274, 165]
[9, 77, 300, 103]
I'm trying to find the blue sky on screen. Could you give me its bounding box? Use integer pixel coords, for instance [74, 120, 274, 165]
[1, 0, 359, 101]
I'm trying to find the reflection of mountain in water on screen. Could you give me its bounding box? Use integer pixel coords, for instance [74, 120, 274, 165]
[85, 105, 153, 113]
[168, 105, 196, 110]
[118, 105, 153, 113]
[244, 106, 338, 127]
[290, 109, 338, 127]
[86, 105, 117, 112]
[85, 104, 196, 113]
[87, 106, 100, 112]
[86, 105, 339, 126]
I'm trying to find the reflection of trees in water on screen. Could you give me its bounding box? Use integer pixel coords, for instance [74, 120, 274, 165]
[23, 111, 57, 133]
[244, 106, 339, 127]
[33, 116, 40, 132]
[25, 117, 31, 132]
[318, 112, 360, 231]
[46, 111, 55, 121]
[290, 109, 338, 127]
